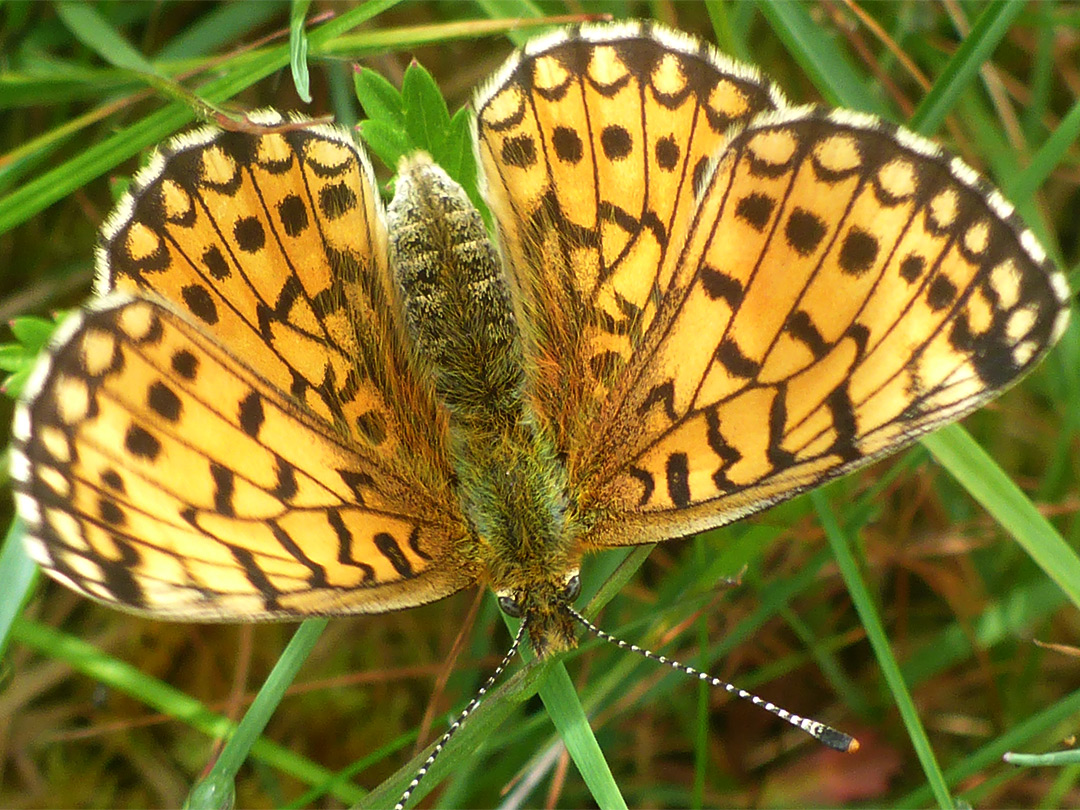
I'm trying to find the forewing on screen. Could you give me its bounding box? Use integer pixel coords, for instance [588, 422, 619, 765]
[582, 108, 1071, 544]
[475, 21, 784, 450]
[99, 111, 448, 475]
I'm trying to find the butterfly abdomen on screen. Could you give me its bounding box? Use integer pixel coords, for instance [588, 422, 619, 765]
[388, 153, 523, 425]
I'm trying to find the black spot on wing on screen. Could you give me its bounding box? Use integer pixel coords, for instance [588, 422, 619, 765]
[838, 227, 879, 276]
[238, 391, 264, 438]
[355, 410, 388, 445]
[278, 193, 309, 236]
[210, 462, 236, 517]
[927, 274, 958, 311]
[408, 526, 432, 561]
[98, 497, 125, 526]
[270, 522, 328, 588]
[338, 469, 374, 506]
[767, 384, 796, 469]
[125, 425, 161, 460]
[328, 510, 375, 583]
[147, 381, 182, 422]
[228, 545, 281, 612]
[99, 537, 145, 606]
[171, 349, 198, 379]
[552, 126, 583, 164]
[666, 453, 691, 508]
[639, 380, 678, 421]
[785, 208, 827, 256]
[318, 181, 357, 220]
[101, 468, 125, 493]
[701, 265, 744, 308]
[202, 245, 230, 280]
[900, 253, 926, 283]
[735, 192, 775, 231]
[272, 455, 298, 501]
[502, 134, 537, 168]
[374, 533, 414, 579]
[785, 310, 828, 359]
[628, 466, 655, 507]
[233, 216, 265, 252]
[601, 125, 633, 160]
[716, 339, 759, 378]
[826, 382, 860, 462]
[181, 284, 218, 325]
[655, 136, 679, 170]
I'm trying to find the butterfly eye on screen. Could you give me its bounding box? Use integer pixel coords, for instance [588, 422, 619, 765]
[497, 592, 523, 617]
[561, 573, 581, 602]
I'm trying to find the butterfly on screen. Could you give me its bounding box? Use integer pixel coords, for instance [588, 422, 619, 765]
[9, 16, 1070, 802]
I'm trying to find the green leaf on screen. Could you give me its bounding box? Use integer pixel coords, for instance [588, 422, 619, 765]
[354, 67, 406, 128]
[356, 119, 412, 173]
[437, 107, 468, 181]
[402, 60, 452, 154]
[0, 344, 27, 373]
[1, 313, 71, 397]
[9, 315, 59, 351]
[444, 107, 489, 225]
[354, 60, 487, 225]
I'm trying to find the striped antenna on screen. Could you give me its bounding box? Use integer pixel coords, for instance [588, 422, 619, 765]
[565, 605, 859, 753]
[395, 617, 530, 810]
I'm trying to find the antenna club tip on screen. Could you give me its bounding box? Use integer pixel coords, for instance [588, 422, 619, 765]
[819, 727, 859, 753]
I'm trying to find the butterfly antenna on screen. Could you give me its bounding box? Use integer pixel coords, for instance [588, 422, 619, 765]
[565, 606, 858, 753]
[395, 616, 530, 810]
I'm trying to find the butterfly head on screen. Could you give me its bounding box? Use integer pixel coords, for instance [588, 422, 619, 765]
[495, 569, 581, 657]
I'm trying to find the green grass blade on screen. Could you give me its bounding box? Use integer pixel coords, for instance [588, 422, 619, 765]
[537, 663, 627, 810]
[922, 425, 1080, 611]
[473, 0, 546, 45]
[897, 688, 1080, 808]
[0, 523, 39, 659]
[908, 0, 1026, 136]
[289, 0, 313, 103]
[155, 1, 288, 61]
[758, 0, 885, 113]
[1007, 96, 1080, 203]
[54, 1, 159, 75]
[190, 618, 329, 806]
[812, 490, 954, 809]
[704, 0, 743, 62]
[10, 618, 365, 804]
[0, 0, 401, 237]
[357, 655, 555, 809]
